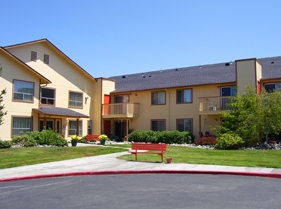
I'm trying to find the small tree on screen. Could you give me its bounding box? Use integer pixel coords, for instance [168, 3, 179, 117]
[218, 86, 281, 146]
[220, 86, 261, 146]
[0, 64, 7, 126]
[259, 88, 281, 143]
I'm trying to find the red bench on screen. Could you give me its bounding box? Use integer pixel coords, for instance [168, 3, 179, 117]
[129, 143, 168, 162]
[85, 134, 99, 142]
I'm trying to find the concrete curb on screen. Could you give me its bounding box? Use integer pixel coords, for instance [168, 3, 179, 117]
[1, 170, 281, 182]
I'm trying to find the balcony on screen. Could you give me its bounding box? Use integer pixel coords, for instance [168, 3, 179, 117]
[199, 96, 234, 115]
[102, 103, 140, 119]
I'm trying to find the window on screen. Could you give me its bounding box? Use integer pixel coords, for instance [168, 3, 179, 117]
[87, 120, 92, 135]
[40, 88, 55, 105]
[12, 117, 32, 136]
[151, 119, 166, 131]
[114, 95, 129, 103]
[176, 119, 192, 132]
[264, 83, 281, 92]
[44, 54, 49, 64]
[69, 92, 83, 108]
[221, 86, 236, 96]
[13, 80, 34, 102]
[31, 51, 37, 61]
[177, 89, 192, 103]
[151, 91, 165, 105]
[220, 86, 236, 110]
[68, 120, 82, 136]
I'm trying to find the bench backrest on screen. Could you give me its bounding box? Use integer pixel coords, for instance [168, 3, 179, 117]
[132, 143, 167, 152]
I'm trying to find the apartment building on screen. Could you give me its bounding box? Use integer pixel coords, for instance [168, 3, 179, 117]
[1, 39, 281, 140]
[0, 39, 114, 140]
[106, 56, 281, 139]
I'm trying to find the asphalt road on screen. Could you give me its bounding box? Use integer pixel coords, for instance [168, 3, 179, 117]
[1, 174, 280, 209]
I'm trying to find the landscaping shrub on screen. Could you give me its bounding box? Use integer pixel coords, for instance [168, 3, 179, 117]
[129, 130, 150, 142]
[25, 131, 45, 144]
[110, 134, 119, 141]
[215, 133, 244, 150]
[195, 137, 216, 145]
[11, 135, 37, 147]
[38, 130, 67, 146]
[11, 135, 38, 147]
[79, 136, 87, 143]
[0, 140, 11, 148]
[11, 130, 68, 147]
[128, 130, 194, 144]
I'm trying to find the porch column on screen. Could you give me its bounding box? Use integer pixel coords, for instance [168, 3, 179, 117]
[199, 115, 202, 133]
[76, 118, 79, 136]
[43, 117, 47, 130]
[126, 119, 129, 141]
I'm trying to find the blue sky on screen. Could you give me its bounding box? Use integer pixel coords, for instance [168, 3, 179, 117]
[1, 0, 280, 78]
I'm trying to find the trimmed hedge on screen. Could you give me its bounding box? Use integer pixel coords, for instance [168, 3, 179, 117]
[128, 130, 194, 144]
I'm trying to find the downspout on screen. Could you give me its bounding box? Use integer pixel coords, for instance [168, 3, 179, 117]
[167, 90, 170, 130]
[100, 78, 103, 134]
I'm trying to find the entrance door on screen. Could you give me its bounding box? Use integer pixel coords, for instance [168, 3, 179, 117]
[104, 120, 111, 137]
[115, 121, 126, 142]
[40, 119, 54, 131]
[104, 94, 110, 114]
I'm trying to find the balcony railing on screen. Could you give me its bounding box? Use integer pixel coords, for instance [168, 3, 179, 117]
[102, 103, 140, 118]
[199, 96, 234, 114]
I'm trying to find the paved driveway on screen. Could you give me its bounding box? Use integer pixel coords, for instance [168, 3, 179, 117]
[1, 174, 280, 209]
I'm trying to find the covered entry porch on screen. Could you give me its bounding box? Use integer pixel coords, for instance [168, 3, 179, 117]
[33, 106, 89, 138]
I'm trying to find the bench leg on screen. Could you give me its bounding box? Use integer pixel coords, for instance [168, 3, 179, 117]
[135, 153, 138, 161]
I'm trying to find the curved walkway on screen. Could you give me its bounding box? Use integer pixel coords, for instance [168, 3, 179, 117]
[1, 148, 281, 182]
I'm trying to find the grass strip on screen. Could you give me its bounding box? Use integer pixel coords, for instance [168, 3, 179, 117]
[118, 146, 281, 168]
[1, 144, 280, 169]
[0, 146, 127, 169]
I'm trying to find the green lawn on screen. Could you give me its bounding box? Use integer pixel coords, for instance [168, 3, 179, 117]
[0, 146, 127, 169]
[0, 144, 280, 169]
[118, 145, 281, 168]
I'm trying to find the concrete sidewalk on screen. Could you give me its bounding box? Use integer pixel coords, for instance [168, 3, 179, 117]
[1, 146, 281, 182]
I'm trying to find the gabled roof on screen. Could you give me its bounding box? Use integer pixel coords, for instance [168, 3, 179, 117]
[4, 39, 96, 83]
[110, 56, 281, 93]
[33, 106, 89, 118]
[0, 47, 51, 84]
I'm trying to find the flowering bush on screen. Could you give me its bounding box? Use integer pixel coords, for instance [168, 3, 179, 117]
[70, 135, 81, 141]
[98, 134, 109, 141]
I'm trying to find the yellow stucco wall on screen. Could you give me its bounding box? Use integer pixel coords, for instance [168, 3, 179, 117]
[236, 59, 258, 94]
[5, 42, 98, 139]
[0, 50, 41, 140]
[119, 84, 223, 138]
